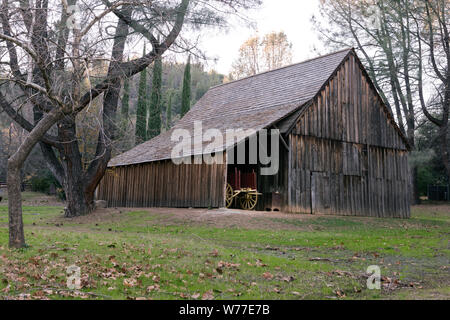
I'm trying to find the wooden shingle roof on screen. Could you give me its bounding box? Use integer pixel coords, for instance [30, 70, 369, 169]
[109, 48, 353, 167]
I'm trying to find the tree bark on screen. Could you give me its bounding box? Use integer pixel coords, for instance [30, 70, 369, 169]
[438, 117, 450, 180]
[7, 107, 65, 248]
[64, 174, 93, 217]
[7, 163, 25, 248]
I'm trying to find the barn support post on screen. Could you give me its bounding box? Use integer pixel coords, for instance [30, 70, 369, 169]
[222, 151, 228, 208]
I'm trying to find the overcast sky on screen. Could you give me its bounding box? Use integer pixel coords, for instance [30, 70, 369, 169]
[198, 0, 326, 75]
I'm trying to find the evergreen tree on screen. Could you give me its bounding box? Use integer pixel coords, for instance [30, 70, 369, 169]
[180, 56, 191, 117]
[166, 90, 173, 130]
[135, 48, 148, 145]
[120, 76, 130, 133]
[147, 56, 163, 140]
[121, 77, 130, 118]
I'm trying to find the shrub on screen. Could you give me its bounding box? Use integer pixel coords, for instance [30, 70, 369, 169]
[28, 170, 62, 196]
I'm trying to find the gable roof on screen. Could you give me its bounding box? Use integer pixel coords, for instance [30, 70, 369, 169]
[109, 48, 356, 167]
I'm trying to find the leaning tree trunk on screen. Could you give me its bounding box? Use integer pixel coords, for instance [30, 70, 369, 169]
[7, 162, 25, 248]
[7, 108, 65, 248]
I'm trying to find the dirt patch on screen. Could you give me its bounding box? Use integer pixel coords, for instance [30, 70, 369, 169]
[22, 194, 64, 207]
[414, 204, 450, 215]
[0, 191, 64, 207]
[52, 204, 450, 231]
[60, 207, 320, 231]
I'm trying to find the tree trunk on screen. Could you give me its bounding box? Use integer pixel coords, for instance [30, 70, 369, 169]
[7, 107, 65, 248]
[7, 161, 25, 248]
[407, 129, 421, 205]
[439, 125, 450, 180]
[63, 174, 93, 218]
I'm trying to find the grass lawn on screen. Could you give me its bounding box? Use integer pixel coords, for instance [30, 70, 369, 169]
[0, 193, 448, 300]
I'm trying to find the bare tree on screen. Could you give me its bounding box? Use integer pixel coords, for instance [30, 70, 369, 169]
[413, 0, 449, 180]
[0, 0, 261, 248]
[231, 31, 293, 79]
[230, 35, 261, 78]
[262, 31, 293, 71]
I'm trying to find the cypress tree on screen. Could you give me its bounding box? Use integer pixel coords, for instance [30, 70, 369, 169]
[135, 48, 147, 144]
[121, 78, 130, 118]
[180, 56, 191, 117]
[121, 57, 131, 120]
[121, 77, 130, 119]
[166, 90, 173, 130]
[118, 76, 131, 141]
[147, 56, 162, 140]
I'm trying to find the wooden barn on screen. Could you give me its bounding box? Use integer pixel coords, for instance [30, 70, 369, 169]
[97, 48, 411, 218]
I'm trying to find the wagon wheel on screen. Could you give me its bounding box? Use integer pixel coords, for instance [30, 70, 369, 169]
[239, 192, 258, 210]
[226, 184, 234, 208]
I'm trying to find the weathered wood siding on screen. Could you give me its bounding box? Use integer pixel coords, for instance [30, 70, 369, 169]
[97, 158, 227, 208]
[288, 54, 410, 218]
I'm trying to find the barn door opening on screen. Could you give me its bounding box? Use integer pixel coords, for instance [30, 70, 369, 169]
[310, 172, 331, 215]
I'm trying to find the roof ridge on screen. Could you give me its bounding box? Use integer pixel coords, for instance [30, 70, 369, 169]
[210, 47, 353, 90]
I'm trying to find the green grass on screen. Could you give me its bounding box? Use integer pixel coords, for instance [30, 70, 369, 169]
[0, 199, 448, 300]
[0, 191, 45, 202]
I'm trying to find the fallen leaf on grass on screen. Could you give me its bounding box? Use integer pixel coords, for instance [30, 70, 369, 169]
[309, 257, 331, 262]
[217, 261, 240, 270]
[32, 290, 45, 298]
[335, 290, 346, 298]
[209, 249, 219, 257]
[123, 278, 137, 287]
[147, 284, 160, 292]
[202, 290, 214, 300]
[281, 276, 295, 283]
[331, 270, 354, 277]
[18, 293, 31, 300]
[255, 259, 267, 267]
[263, 272, 274, 280]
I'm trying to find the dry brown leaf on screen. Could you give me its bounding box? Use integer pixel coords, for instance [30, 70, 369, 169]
[335, 290, 346, 298]
[147, 284, 160, 292]
[123, 278, 137, 287]
[202, 290, 214, 300]
[263, 272, 274, 280]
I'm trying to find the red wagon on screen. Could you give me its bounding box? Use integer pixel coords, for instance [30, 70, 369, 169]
[226, 168, 261, 210]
